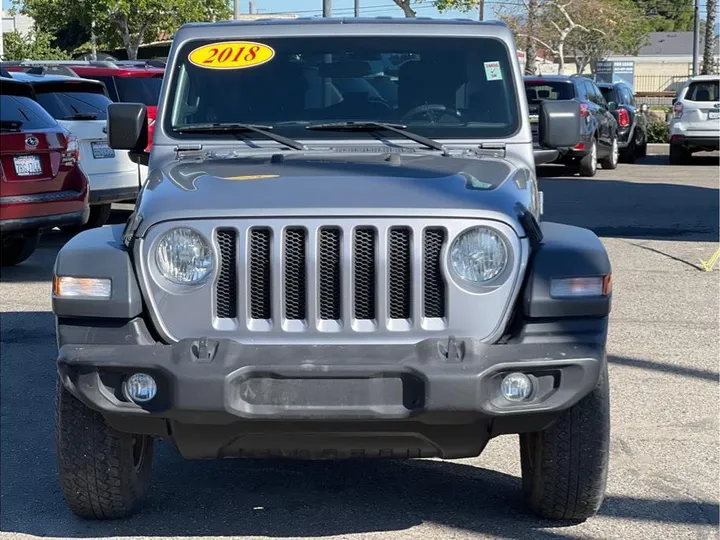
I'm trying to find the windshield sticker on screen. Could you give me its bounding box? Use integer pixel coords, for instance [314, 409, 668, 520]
[188, 41, 275, 70]
[222, 174, 279, 181]
[484, 61, 503, 81]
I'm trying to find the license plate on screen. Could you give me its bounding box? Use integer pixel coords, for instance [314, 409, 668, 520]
[91, 141, 115, 159]
[13, 155, 42, 176]
[708, 111, 720, 120]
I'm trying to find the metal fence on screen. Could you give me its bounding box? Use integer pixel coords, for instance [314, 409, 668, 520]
[634, 74, 689, 96]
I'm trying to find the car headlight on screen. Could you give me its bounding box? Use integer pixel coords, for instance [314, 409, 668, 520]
[450, 227, 508, 283]
[155, 227, 213, 284]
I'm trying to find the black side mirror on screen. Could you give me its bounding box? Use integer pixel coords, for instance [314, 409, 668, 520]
[671, 97, 677, 105]
[107, 103, 148, 151]
[538, 99, 581, 149]
[607, 101, 618, 111]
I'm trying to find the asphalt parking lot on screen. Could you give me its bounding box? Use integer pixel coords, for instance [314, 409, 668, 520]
[1, 151, 718, 540]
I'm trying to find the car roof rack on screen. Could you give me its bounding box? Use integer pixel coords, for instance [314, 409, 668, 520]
[2, 59, 119, 69]
[22, 65, 80, 77]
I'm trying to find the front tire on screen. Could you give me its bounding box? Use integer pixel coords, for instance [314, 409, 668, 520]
[1, 234, 39, 267]
[56, 379, 153, 519]
[519, 365, 610, 521]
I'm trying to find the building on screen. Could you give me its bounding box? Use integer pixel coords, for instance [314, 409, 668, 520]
[1, 9, 35, 59]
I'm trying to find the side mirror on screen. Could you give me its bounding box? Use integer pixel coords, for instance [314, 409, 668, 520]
[538, 99, 581, 149]
[607, 101, 618, 111]
[671, 97, 677, 105]
[107, 103, 148, 151]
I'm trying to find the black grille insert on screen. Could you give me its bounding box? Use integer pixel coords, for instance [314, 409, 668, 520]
[318, 228, 342, 320]
[353, 228, 376, 320]
[249, 228, 272, 319]
[216, 229, 237, 318]
[284, 228, 306, 320]
[423, 228, 446, 318]
[388, 227, 412, 319]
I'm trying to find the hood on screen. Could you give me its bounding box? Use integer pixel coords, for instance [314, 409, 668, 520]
[134, 151, 533, 236]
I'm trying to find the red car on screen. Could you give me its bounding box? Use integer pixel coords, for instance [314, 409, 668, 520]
[0, 77, 89, 266]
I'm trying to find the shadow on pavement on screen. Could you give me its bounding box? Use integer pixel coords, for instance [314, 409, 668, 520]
[1, 311, 718, 538]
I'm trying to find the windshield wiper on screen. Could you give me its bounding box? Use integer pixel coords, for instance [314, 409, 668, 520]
[174, 123, 307, 151]
[306, 121, 448, 154]
[63, 113, 99, 120]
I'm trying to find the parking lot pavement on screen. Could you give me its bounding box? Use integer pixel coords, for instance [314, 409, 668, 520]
[1, 155, 718, 540]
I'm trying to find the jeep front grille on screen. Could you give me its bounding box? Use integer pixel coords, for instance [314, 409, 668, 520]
[214, 225, 447, 329]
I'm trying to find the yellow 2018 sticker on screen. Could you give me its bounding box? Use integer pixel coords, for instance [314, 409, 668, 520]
[222, 174, 279, 181]
[188, 41, 275, 70]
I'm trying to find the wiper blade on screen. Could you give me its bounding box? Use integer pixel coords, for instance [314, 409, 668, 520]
[63, 113, 98, 120]
[306, 121, 448, 154]
[174, 123, 307, 150]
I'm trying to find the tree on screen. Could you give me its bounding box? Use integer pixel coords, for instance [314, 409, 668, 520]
[702, 0, 717, 74]
[17, 0, 230, 60]
[630, 0, 694, 32]
[390, 0, 479, 17]
[2, 29, 70, 60]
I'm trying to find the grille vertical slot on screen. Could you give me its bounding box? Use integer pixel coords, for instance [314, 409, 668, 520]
[423, 228, 446, 318]
[318, 227, 342, 320]
[388, 227, 412, 319]
[284, 228, 307, 320]
[249, 228, 272, 319]
[353, 227, 376, 320]
[215, 229, 237, 318]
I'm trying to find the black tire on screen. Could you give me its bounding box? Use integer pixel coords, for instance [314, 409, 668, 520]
[520, 365, 610, 522]
[61, 204, 112, 234]
[577, 139, 597, 177]
[56, 379, 153, 519]
[636, 142, 647, 158]
[600, 136, 619, 170]
[1, 234, 39, 267]
[669, 145, 689, 165]
[620, 138, 636, 163]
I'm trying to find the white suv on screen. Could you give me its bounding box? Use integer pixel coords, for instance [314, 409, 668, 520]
[9, 72, 141, 228]
[669, 75, 720, 164]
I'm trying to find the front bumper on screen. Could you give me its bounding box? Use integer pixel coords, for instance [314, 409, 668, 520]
[58, 337, 604, 422]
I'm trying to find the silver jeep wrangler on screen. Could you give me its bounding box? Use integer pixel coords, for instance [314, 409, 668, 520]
[52, 18, 612, 522]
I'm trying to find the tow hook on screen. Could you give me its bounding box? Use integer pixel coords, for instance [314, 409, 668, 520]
[439, 335, 465, 362]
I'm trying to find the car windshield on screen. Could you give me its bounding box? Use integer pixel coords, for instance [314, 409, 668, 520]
[165, 36, 521, 141]
[115, 76, 163, 105]
[686, 80, 719, 102]
[33, 82, 112, 120]
[524, 80, 575, 102]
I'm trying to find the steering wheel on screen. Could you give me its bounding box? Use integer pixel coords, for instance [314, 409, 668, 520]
[400, 103, 465, 124]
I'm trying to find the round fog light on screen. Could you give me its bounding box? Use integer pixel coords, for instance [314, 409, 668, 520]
[124, 373, 157, 403]
[500, 372, 533, 402]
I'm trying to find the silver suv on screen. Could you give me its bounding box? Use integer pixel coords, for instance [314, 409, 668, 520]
[669, 74, 720, 163]
[51, 18, 612, 523]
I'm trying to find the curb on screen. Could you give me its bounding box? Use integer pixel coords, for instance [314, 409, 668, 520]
[647, 143, 669, 155]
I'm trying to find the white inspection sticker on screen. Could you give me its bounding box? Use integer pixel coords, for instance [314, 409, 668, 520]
[484, 61, 503, 81]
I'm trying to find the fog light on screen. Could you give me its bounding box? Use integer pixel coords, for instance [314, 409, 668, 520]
[124, 373, 157, 403]
[500, 372, 533, 402]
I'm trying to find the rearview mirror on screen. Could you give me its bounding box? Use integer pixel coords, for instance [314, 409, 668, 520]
[107, 103, 148, 151]
[538, 100, 581, 149]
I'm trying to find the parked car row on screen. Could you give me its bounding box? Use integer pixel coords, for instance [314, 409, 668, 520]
[0, 60, 164, 266]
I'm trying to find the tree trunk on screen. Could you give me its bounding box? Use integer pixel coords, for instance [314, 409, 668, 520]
[525, 0, 538, 75]
[557, 41, 565, 73]
[702, 0, 716, 74]
[90, 18, 97, 61]
[392, 0, 417, 17]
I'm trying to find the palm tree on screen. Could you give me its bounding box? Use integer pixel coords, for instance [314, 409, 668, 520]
[702, 0, 717, 74]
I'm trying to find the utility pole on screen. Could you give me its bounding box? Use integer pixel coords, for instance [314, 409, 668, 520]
[323, 0, 332, 17]
[249, 0, 256, 14]
[479, 0, 484, 20]
[355, 0, 360, 16]
[234, 0, 240, 20]
[692, 0, 700, 75]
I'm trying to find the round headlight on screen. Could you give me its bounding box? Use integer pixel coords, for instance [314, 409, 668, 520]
[450, 227, 508, 283]
[155, 227, 213, 284]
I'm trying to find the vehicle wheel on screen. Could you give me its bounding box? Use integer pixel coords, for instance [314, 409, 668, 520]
[1, 234, 39, 267]
[577, 139, 597, 177]
[600, 136, 619, 169]
[56, 378, 153, 519]
[519, 365, 610, 522]
[669, 145, 689, 165]
[61, 204, 112, 235]
[620, 138, 636, 163]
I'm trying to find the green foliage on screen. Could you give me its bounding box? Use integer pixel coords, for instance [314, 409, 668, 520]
[1, 30, 71, 60]
[630, 0, 694, 32]
[646, 119, 669, 143]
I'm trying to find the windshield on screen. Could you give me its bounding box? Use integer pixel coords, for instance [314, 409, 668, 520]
[165, 36, 520, 140]
[115, 76, 163, 105]
[524, 80, 575, 103]
[33, 82, 112, 120]
[598, 86, 617, 104]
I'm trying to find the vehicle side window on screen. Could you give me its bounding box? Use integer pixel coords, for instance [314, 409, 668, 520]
[0, 94, 58, 129]
[576, 80, 589, 101]
[93, 76, 119, 101]
[622, 87, 634, 105]
[583, 81, 598, 104]
[591, 83, 607, 107]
